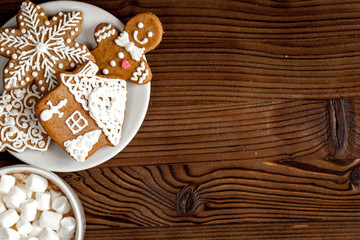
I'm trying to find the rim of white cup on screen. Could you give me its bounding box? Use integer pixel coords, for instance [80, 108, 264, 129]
[0, 164, 85, 239]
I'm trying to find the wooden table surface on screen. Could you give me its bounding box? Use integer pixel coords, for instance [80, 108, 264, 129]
[1, 0, 360, 239]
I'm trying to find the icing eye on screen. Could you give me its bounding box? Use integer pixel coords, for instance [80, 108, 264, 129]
[138, 22, 144, 29]
[148, 32, 153, 38]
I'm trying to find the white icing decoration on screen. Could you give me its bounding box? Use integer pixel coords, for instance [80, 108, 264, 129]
[52, 16, 57, 21]
[45, 20, 50, 25]
[130, 61, 149, 84]
[40, 99, 67, 121]
[70, 63, 75, 68]
[70, 31, 75, 36]
[148, 32, 153, 37]
[110, 60, 116, 67]
[0, 83, 50, 152]
[0, 1, 92, 92]
[66, 38, 71, 43]
[32, 72, 38, 77]
[61, 61, 127, 145]
[65, 110, 88, 134]
[115, 31, 145, 61]
[102, 69, 109, 75]
[58, 63, 63, 69]
[95, 24, 115, 42]
[6, 50, 10, 55]
[138, 22, 144, 28]
[118, 52, 124, 59]
[133, 30, 148, 45]
[63, 130, 101, 161]
[88, 86, 126, 145]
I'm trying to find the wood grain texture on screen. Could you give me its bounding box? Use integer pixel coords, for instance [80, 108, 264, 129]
[0, 0, 360, 239]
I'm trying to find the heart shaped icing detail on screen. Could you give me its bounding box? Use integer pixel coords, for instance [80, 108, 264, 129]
[121, 59, 131, 69]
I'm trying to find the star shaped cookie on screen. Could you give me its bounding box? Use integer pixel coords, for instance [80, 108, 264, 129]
[0, 0, 94, 94]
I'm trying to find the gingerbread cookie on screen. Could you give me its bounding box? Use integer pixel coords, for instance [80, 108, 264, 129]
[35, 61, 127, 161]
[0, 83, 50, 153]
[91, 12, 163, 84]
[0, 0, 94, 94]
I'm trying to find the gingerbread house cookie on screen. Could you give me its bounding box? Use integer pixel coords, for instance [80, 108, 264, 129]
[35, 61, 127, 161]
[0, 0, 95, 94]
[0, 83, 50, 152]
[91, 12, 163, 84]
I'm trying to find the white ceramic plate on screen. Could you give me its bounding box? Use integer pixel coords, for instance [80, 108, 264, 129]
[0, 1, 150, 172]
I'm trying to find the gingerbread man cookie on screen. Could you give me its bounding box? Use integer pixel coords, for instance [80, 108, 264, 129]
[91, 12, 163, 84]
[35, 61, 127, 161]
[0, 83, 50, 153]
[0, 0, 94, 94]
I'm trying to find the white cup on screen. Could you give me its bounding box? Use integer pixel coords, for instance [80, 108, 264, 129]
[0, 164, 85, 240]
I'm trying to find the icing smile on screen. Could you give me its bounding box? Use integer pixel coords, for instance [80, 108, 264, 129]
[133, 30, 148, 45]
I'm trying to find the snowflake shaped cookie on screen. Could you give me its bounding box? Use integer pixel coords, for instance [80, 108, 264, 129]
[0, 83, 50, 153]
[91, 12, 163, 85]
[0, 0, 94, 94]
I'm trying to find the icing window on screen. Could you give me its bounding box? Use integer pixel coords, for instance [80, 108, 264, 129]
[65, 110, 88, 134]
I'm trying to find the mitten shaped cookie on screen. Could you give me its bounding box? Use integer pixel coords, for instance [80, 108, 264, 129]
[35, 61, 127, 162]
[0, 0, 95, 94]
[0, 83, 50, 152]
[91, 12, 163, 84]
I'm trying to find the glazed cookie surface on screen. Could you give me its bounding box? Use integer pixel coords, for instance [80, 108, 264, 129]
[0, 0, 94, 94]
[91, 12, 163, 85]
[35, 61, 127, 162]
[0, 83, 50, 153]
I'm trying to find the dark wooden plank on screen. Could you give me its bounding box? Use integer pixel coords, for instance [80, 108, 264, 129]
[84, 222, 360, 240]
[58, 157, 360, 227]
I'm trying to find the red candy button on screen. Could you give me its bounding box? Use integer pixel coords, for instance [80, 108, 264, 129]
[121, 59, 131, 69]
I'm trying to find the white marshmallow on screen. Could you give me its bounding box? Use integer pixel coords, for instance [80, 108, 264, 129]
[0, 175, 15, 194]
[0, 201, 6, 215]
[21, 199, 37, 221]
[17, 184, 33, 199]
[58, 232, 73, 240]
[0, 227, 20, 240]
[29, 220, 44, 237]
[50, 190, 62, 201]
[0, 209, 19, 228]
[16, 220, 33, 235]
[35, 192, 50, 211]
[38, 229, 59, 240]
[3, 186, 26, 209]
[52, 196, 71, 214]
[26, 174, 48, 193]
[59, 216, 76, 236]
[21, 237, 39, 240]
[39, 211, 62, 231]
